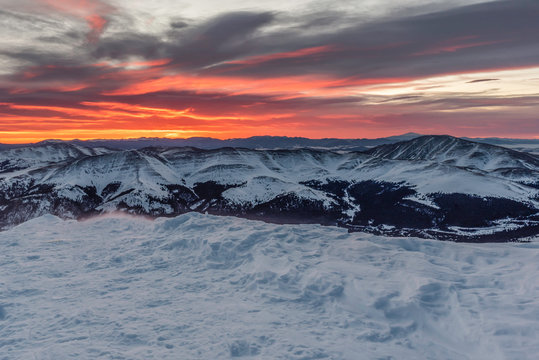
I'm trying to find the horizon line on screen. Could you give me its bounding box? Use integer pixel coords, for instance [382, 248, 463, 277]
[2, 132, 539, 145]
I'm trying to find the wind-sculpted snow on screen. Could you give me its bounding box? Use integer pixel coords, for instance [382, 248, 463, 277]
[0, 135, 537, 241]
[0, 213, 538, 359]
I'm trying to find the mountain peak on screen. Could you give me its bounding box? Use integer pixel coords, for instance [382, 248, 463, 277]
[365, 135, 538, 171]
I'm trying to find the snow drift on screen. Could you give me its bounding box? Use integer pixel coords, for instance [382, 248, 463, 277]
[0, 213, 538, 359]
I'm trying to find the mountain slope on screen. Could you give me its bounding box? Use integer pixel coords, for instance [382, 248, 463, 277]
[0, 136, 537, 241]
[365, 135, 539, 171]
[365, 135, 539, 189]
[0, 141, 113, 174]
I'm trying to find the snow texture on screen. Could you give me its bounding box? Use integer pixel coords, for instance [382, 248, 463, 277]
[1, 213, 538, 359]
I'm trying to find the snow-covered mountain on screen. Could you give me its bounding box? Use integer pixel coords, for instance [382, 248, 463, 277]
[2, 133, 538, 154]
[66, 134, 418, 151]
[463, 136, 539, 156]
[0, 134, 425, 151]
[0, 140, 112, 174]
[0, 135, 537, 241]
[366, 135, 539, 171]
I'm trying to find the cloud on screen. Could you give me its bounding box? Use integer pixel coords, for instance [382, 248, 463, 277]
[6, 1, 539, 81]
[466, 78, 499, 83]
[170, 19, 189, 29]
[38, 0, 116, 42]
[87, 1, 539, 83]
[0, 0, 538, 141]
[203, 0, 539, 80]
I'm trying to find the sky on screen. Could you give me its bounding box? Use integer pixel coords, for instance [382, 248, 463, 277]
[0, 0, 538, 142]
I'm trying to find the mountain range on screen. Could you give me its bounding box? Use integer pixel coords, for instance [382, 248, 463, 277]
[2, 132, 538, 153]
[0, 135, 537, 241]
[0, 133, 424, 152]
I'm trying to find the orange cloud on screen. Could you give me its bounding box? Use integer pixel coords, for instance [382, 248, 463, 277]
[413, 36, 506, 56]
[85, 14, 108, 43]
[225, 46, 337, 66]
[0, 100, 297, 132]
[105, 68, 413, 99]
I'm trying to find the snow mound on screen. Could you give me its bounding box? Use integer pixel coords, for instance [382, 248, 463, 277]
[1, 213, 538, 359]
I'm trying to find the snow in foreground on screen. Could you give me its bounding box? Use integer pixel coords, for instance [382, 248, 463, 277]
[1, 213, 538, 359]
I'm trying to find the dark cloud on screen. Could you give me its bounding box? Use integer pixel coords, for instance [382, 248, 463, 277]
[293, 12, 348, 29]
[36, 31, 85, 44]
[170, 20, 189, 29]
[0, 9, 55, 26]
[7, 1, 539, 84]
[424, 95, 539, 110]
[77, 1, 539, 83]
[165, 11, 276, 68]
[92, 32, 164, 60]
[0, 48, 79, 70]
[91, 11, 275, 69]
[467, 78, 499, 83]
[381, 95, 423, 103]
[205, 0, 539, 79]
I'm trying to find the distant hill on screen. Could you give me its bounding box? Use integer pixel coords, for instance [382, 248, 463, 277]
[1, 133, 537, 154]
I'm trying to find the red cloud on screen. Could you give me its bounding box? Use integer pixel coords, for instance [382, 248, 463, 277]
[413, 36, 505, 56]
[225, 46, 337, 66]
[39, 0, 115, 42]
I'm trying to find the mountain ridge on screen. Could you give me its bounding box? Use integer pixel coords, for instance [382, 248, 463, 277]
[365, 135, 539, 170]
[1, 133, 538, 152]
[0, 135, 537, 241]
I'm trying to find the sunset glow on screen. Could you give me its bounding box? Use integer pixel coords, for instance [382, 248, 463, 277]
[0, 0, 538, 143]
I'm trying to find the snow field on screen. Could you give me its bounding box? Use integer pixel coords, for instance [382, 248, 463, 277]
[0, 213, 538, 359]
